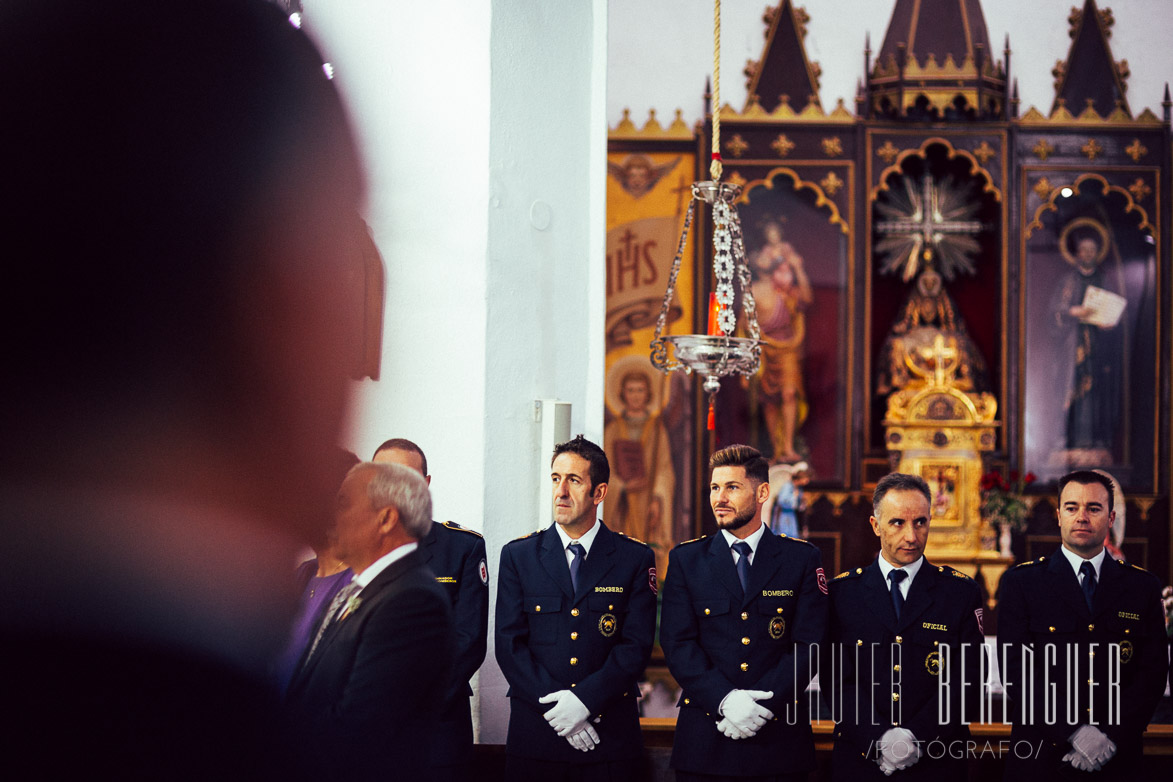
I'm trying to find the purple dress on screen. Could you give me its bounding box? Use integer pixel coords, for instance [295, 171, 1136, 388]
[274, 561, 353, 692]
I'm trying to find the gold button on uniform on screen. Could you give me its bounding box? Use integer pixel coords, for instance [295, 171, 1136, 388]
[704, 608, 711, 615]
[893, 665, 900, 672]
[535, 606, 541, 612]
[570, 657, 578, 666]
[1048, 626, 1055, 633]
[857, 639, 863, 646]
[776, 608, 783, 614]
[684, 698, 690, 705]
[740, 662, 749, 671]
[895, 636, 903, 644]
[892, 693, 900, 702]
[741, 612, 749, 620]
[1088, 624, 1095, 632]
[571, 608, 579, 617]
[570, 632, 578, 640]
[741, 637, 750, 645]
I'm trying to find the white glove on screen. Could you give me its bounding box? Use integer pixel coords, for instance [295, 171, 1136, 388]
[719, 689, 774, 737]
[878, 727, 921, 771]
[877, 755, 897, 776]
[539, 690, 592, 737]
[564, 723, 600, 752]
[1070, 725, 1116, 769]
[1062, 750, 1100, 772]
[715, 717, 753, 740]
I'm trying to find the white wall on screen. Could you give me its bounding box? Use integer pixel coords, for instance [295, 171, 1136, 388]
[304, 0, 608, 746]
[608, 0, 1173, 127]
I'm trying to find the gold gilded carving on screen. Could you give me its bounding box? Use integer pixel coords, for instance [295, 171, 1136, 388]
[1128, 178, 1152, 202]
[726, 134, 749, 158]
[819, 171, 844, 197]
[726, 171, 747, 189]
[1033, 139, 1054, 161]
[1033, 178, 1054, 199]
[821, 136, 843, 157]
[770, 134, 796, 158]
[1081, 138, 1103, 160]
[609, 108, 692, 140]
[973, 141, 996, 165]
[1125, 139, 1148, 161]
[877, 140, 900, 164]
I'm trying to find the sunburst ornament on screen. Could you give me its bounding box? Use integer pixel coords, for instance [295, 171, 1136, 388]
[874, 174, 985, 282]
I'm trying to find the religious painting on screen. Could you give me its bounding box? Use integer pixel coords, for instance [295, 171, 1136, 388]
[1022, 174, 1159, 490]
[919, 462, 961, 523]
[604, 150, 697, 578]
[868, 141, 1002, 453]
[713, 167, 850, 483]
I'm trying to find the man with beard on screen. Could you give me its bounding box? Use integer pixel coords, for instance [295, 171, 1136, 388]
[660, 444, 828, 782]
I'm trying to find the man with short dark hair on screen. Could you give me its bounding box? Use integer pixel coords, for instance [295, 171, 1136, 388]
[496, 435, 657, 782]
[660, 444, 827, 782]
[821, 472, 984, 779]
[287, 462, 453, 781]
[998, 470, 1166, 780]
[372, 438, 488, 782]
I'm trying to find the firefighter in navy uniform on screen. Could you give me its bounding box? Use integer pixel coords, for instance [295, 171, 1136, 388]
[998, 470, 1166, 781]
[495, 435, 657, 782]
[821, 472, 984, 780]
[372, 439, 488, 782]
[660, 444, 828, 782]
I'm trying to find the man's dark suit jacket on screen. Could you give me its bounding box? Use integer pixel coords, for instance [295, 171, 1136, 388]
[998, 550, 1166, 781]
[659, 528, 827, 777]
[495, 521, 657, 764]
[822, 557, 984, 780]
[286, 548, 453, 781]
[420, 520, 489, 770]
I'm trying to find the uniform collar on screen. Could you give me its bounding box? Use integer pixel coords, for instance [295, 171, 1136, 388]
[1059, 544, 1106, 580]
[876, 553, 924, 588]
[720, 521, 766, 556]
[554, 518, 601, 556]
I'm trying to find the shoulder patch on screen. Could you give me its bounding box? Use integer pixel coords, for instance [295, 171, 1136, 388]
[441, 520, 483, 538]
[944, 566, 974, 581]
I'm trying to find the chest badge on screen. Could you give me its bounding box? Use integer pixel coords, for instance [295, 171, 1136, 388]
[768, 616, 786, 639]
[1119, 640, 1134, 664]
[598, 613, 617, 637]
[925, 651, 940, 676]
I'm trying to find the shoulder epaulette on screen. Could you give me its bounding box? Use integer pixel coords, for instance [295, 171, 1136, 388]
[615, 531, 651, 548]
[834, 567, 864, 580]
[677, 535, 708, 547]
[1121, 559, 1149, 573]
[512, 529, 542, 542]
[778, 533, 814, 546]
[1011, 556, 1046, 569]
[441, 520, 483, 538]
[938, 565, 974, 581]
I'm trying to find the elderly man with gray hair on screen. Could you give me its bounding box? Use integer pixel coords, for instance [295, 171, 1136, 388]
[286, 462, 454, 780]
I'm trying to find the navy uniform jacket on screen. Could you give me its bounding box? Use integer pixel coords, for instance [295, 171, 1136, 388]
[495, 521, 657, 763]
[660, 528, 827, 777]
[420, 520, 489, 768]
[286, 550, 453, 782]
[821, 558, 984, 781]
[998, 550, 1166, 781]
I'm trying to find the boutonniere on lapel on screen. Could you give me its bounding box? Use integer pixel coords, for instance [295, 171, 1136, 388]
[339, 595, 363, 622]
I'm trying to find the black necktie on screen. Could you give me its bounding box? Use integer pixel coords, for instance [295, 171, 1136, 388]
[732, 541, 752, 595]
[1079, 561, 1096, 610]
[888, 569, 907, 620]
[568, 542, 586, 592]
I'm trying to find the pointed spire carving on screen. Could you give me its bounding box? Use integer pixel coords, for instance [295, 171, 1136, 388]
[744, 0, 821, 113]
[867, 0, 1005, 120]
[1052, 0, 1130, 118]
